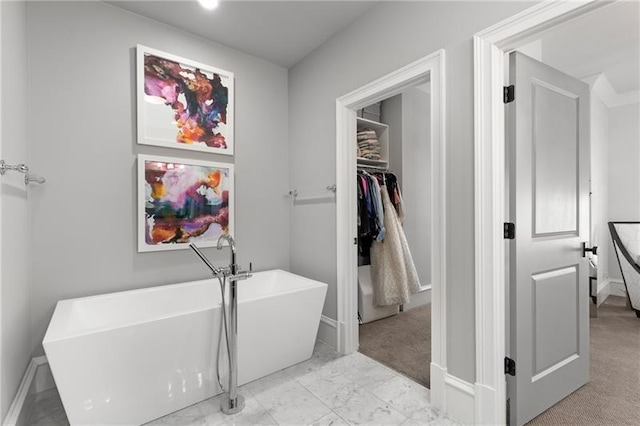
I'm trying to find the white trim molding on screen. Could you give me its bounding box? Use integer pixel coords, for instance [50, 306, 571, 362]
[402, 285, 432, 312]
[597, 278, 627, 305]
[583, 73, 640, 108]
[317, 315, 338, 349]
[335, 49, 447, 409]
[444, 372, 476, 425]
[0, 0, 4, 420]
[2, 356, 51, 426]
[430, 363, 476, 425]
[473, 1, 612, 424]
[608, 279, 627, 298]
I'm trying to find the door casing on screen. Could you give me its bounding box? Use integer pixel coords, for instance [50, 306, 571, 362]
[473, 0, 614, 424]
[335, 49, 447, 408]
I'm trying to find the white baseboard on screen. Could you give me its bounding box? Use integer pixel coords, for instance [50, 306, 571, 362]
[597, 278, 626, 306]
[609, 279, 627, 297]
[430, 363, 475, 425]
[403, 285, 432, 311]
[2, 356, 50, 426]
[34, 360, 55, 394]
[317, 315, 338, 349]
[597, 280, 609, 306]
[474, 382, 500, 425]
[444, 373, 475, 425]
[430, 362, 446, 409]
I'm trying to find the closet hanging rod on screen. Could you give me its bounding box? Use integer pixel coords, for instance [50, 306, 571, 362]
[357, 164, 388, 172]
[0, 160, 47, 186]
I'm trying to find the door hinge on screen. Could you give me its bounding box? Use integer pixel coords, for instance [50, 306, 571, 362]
[504, 85, 515, 103]
[504, 222, 515, 239]
[505, 357, 516, 376]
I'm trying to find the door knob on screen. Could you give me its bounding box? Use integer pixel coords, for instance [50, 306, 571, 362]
[582, 242, 598, 257]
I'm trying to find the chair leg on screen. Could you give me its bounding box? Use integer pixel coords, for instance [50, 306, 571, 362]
[635, 310, 640, 319]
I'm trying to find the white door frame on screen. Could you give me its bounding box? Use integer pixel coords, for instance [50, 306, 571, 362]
[335, 49, 446, 403]
[0, 1, 4, 417]
[473, 0, 612, 424]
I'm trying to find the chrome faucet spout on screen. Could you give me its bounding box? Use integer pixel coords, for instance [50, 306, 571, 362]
[217, 234, 237, 274]
[216, 234, 236, 252]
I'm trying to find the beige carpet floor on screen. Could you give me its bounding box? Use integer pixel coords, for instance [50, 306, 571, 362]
[358, 303, 431, 388]
[527, 296, 640, 425]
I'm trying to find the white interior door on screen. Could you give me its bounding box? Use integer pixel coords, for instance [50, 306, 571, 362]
[507, 51, 591, 426]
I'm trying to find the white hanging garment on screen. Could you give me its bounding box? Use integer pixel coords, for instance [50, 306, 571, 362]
[370, 185, 420, 306]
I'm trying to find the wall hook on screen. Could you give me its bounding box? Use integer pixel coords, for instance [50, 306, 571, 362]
[1, 159, 46, 185]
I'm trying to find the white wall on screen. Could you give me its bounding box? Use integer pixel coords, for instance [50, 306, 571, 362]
[381, 94, 403, 187]
[1, 0, 32, 419]
[288, 1, 533, 382]
[607, 102, 640, 280]
[590, 94, 609, 284]
[381, 88, 432, 288]
[27, 1, 290, 357]
[401, 87, 431, 288]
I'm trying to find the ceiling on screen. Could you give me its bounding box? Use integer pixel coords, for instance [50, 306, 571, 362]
[108, 0, 638, 93]
[539, 1, 640, 94]
[106, 1, 379, 68]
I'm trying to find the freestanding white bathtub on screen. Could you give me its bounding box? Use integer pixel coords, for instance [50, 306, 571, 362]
[43, 269, 327, 425]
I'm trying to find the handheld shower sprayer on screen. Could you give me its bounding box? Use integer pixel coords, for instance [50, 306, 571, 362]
[189, 243, 222, 275]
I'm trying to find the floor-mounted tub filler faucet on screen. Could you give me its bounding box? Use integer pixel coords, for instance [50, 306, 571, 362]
[189, 235, 252, 415]
[217, 234, 237, 275]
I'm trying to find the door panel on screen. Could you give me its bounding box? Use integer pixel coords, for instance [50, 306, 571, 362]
[533, 81, 579, 236]
[532, 266, 579, 377]
[507, 51, 590, 426]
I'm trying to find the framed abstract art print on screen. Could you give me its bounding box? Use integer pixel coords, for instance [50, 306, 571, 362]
[137, 154, 234, 252]
[137, 45, 234, 155]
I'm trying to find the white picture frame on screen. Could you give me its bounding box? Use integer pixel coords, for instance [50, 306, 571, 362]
[137, 154, 234, 252]
[136, 45, 235, 155]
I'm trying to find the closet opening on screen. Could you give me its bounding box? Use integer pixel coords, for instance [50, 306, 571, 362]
[335, 49, 446, 407]
[356, 83, 433, 389]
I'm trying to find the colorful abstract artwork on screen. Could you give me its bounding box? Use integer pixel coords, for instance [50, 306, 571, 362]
[138, 154, 234, 252]
[137, 45, 234, 155]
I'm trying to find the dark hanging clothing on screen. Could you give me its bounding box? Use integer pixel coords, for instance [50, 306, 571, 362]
[357, 171, 404, 260]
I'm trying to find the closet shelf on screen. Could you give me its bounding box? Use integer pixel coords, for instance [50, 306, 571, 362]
[356, 157, 388, 170]
[357, 117, 389, 168]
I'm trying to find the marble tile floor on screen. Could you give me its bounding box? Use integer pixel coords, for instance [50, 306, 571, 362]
[31, 342, 460, 425]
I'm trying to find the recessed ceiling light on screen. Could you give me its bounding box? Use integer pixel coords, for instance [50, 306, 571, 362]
[197, 0, 220, 11]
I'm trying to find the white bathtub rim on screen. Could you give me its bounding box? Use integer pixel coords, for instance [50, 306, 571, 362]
[47, 268, 323, 306]
[43, 269, 327, 343]
[43, 280, 217, 344]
